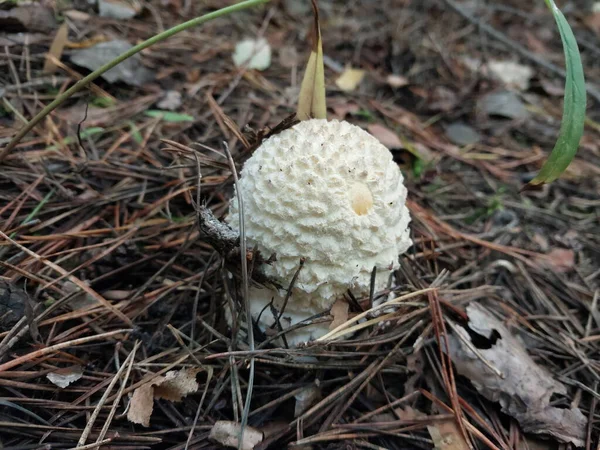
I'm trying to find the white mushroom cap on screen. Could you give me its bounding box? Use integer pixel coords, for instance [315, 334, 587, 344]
[227, 119, 411, 345]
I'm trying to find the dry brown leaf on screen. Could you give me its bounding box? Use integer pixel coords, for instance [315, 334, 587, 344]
[127, 368, 201, 427]
[127, 383, 154, 427]
[43, 23, 69, 74]
[329, 298, 349, 330]
[294, 385, 321, 417]
[46, 365, 83, 388]
[367, 124, 403, 149]
[63, 10, 91, 21]
[209, 421, 263, 450]
[534, 248, 575, 273]
[427, 420, 470, 450]
[296, 0, 326, 121]
[335, 67, 365, 92]
[394, 406, 426, 421]
[447, 304, 586, 446]
[153, 367, 200, 401]
[330, 100, 359, 119]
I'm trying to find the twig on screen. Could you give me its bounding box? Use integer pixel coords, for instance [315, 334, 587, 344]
[0, 329, 130, 372]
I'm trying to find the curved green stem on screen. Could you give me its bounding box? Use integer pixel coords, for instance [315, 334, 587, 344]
[0, 0, 270, 162]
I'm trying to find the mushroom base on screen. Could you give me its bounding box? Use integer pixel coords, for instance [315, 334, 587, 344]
[224, 286, 333, 347]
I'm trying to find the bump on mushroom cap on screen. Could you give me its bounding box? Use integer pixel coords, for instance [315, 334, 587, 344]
[227, 119, 411, 311]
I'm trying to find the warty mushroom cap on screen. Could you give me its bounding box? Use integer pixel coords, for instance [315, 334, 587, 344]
[227, 119, 411, 344]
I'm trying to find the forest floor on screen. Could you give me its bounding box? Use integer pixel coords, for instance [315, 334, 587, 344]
[0, 0, 599, 449]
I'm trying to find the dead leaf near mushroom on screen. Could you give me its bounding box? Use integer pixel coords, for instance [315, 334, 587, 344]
[329, 298, 349, 330]
[127, 368, 201, 427]
[446, 303, 586, 446]
[209, 421, 263, 450]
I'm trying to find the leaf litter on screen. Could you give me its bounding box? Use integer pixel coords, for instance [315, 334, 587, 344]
[0, 1, 598, 449]
[447, 303, 586, 446]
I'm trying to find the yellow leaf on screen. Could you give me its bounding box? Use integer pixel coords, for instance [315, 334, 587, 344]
[43, 23, 69, 74]
[296, 0, 326, 121]
[335, 67, 365, 92]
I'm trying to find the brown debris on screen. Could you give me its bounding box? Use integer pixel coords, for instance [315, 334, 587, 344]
[447, 304, 587, 446]
[0, 1, 598, 448]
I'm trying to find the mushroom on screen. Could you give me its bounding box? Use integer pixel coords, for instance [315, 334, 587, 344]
[226, 118, 411, 346]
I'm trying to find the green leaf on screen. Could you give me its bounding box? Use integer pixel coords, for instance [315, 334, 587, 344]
[45, 127, 105, 150]
[128, 121, 143, 144]
[529, 0, 586, 186]
[144, 110, 195, 123]
[91, 96, 116, 108]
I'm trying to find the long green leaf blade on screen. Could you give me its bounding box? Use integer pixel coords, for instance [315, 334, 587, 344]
[529, 0, 586, 186]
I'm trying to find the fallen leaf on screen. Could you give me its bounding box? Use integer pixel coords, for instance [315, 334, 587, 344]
[427, 420, 470, 450]
[127, 368, 201, 427]
[43, 23, 69, 74]
[335, 67, 365, 92]
[127, 383, 154, 427]
[447, 303, 586, 446]
[46, 366, 83, 389]
[386, 74, 409, 88]
[394, 406, 426, 421]
[71, 40, 154, 86]
[63, 10, 91, 22]
[294, 385, 321, 417]
[367, 124, 403, 149]
[0, 6, 57, 33]
[329, 298, 349, 330]
[487, 60, 534, 91]
[157, 91, 183, 111]
[445, 122, 481, 146]
[330, 101, 360, 119]
[98, 0, 141, 19]
[534, 248, 575, 273]
[232, 37, 272, 71]
[539, 78, 565, 97]
[153, 368, 200, 401]
[477, 90, 529, 120]
[209, 421, 263, 450]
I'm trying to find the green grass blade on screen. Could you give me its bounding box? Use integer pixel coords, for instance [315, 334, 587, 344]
[144, 110, 194, 122]
[529, 0, 586, 186]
